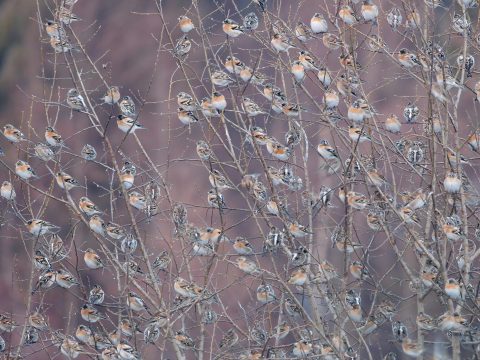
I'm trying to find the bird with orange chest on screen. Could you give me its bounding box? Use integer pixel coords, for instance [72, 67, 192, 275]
[346, 191, 368, 210]
[222, 19, 244, 37]
[349, 126, 371, 143]
[295, 22, 312, 42]
[291, 60, 306, 83]
[292, 340, 313, 357]
[236, 256, 260, 275]
[80, 304, 105, 323]
[233, 237, 254, 255]
[256, 283, 276, 303]
[271, 33, 295, 52]
[2, 124, 25, 143]
[338, 5, 357, 25]
[438, 311, 468, 331]
[444, 278, 464, 300]
[310, 13, 328, 33]
[288, 267, 308, 286]
[397, 49, 420, 68]
[83, 248, 104, 269]
[178, 15, 194, 33]
[288, 221, 312, 237]
[349, 261, 370, 280]
[361, 0, 379, 23]
[401, 338, 423, 357]
[298, 50, 318, 71]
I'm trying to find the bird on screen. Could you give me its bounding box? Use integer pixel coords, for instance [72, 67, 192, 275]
[211, 70, 234, 87]
[173, 330, 195, 350]
[347, 191, 368, 210]
[209, 170, 232, 191]
[397, 49, 420, 68]
[45, 126, 65, 147]
[401, 339, 423, 357]
[80, 304, 105, 323]
[60, 337, 83, 359]
[26, 219, 59, 236]
[349, 261, 370, 280]
[56, 171, 80, 191]
[200, 97, 220, 117]
[444, 172, 462, 193]
[243, 12, 259, 31]
[310, 13, 328, 33]
[89, 215, 106, 236]
[3, 124, 25, 143]
[288, 267, 308, 286]
[178, 15, 194, 33]
[55, 269, 79, 288]
[291, 60, 306, 82]
[256, 283, 276, 303]
[292, 340, 313, 357]
[349, 126, 371, 143]
[271, 33, 295, 52]
[127, 291, 148, 312]
[211, 91, 227, 111]
[28, 312, 48, 331]
[80, 144, 96, 160]
[252, 0, 265, 11]
[236, 256, 260, 275]
[45, 20, 66, 40]
[224, 56, 244, 74]
[338, 5, 357, 25]
[88, 284, 105, 305]
[361, 0, 379, 23]
[387, 7, 402, 29]
[15, 160, 37, 180]
[66, 88, 86, 111]
[128, 191, 146, 210]
[444, 278, 464, 299]
[33, 143, 55, 162]
[323, 33, 342, 50]
[295, 22, 312, 42]
[385, 114, 401, 133]
[118, 96, 136, 116]
[78, 196, 102, 216]
[298, 50, 319, 71]
[117, 115, 145, 133]
[0, 181, 15, 201]
[177, 108, 198, 125]
[116, 343, 140, 360]
[243, 97, 265, 117]
[288, 221, 311, 237]
[233, 237, 254, 255]
[84, 248, 104, 269]
[100, 86, 121, 104]
[222, 19, 244, 37]
[219, 328, 239, 349]
[75, 324, 93, 344]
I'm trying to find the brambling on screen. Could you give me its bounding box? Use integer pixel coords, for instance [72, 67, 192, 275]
[239, 65, 267, 85]
[224, 55, 244, 74]
[334, 236, 363, 254]
[75, 324, 93, 344]
[195, 141, 212, 162]
[84, 248, 104, 269]
[116, 343, 140, 360]
[285, 124, 302, 147]
[121, 234, 138, 253]
[0, 315, 16, 333]
[123, 260, 143, 275]
[256, 283, 276, 303]
[45, 20, 66, 40]
[0, 181, 15, 201]
[340, 53, 362, 71]
[174, 277, 196, 298]
[438, 311, 467, 331]
[33, 250, 50, 271]
[266, 196, 281, 216]
[28, 312, 48, 332]
[251, 179, 268, 202]
[78, 196, 101, 216]
[118, 95, 136, 116]
[349, 126, 371, 143]
[281, 103, 301, 117]
[405, 9, 421, 29]
[444, 172, 462, 193]
[243, 12, 259, 31]
[200, 97, 219, 117]
[26, 219, 59, 236]
[219, 328, 238, 349]
[366, 169, 388, 188]
[143, 323, 160, 344]
[295, 22, 312, 42]
[447, 148, 469, 167]
[350, 260, 370, 280]
[91, 333, 111, 351]
[401, 339, 423, 357]
[291, 60, 305, 82]
[223, 18, 244, 37]
[348, 100, 367, 123]
[207, 189, 225, 209]
[100, 86, 121, 105]
[421, 267, 438, 288]
[368, 35, 387, 52]
[153, 250, 171, 271]
[106, 222, 125, 240]
[211, 91, 227, 111]
[127, 291, 148, 312]
[89, 284, 105, 305]
[66, 88, 86, 111]
[298, 50, 318, 71]
[317, 67, 332, 88]
[81, 304, 104, 323]
[267, 165, 287, 186]
[347, 191, 368, 210]
[263, 83, 286, 103]
[361, 0, 379, 23]
[211, 70, 234, 87]
[178, 15, 194, 33]
[397, 49, 420, 68]
[119, 169, 135, 190]
[270, 142, 292, 161]
[198, 227, 222, 244]
[271, 33, 295, 52]
[250, 325, 268, 345]
[120, 319, 139, 337]
[310, 13, 328, 33]
[56, 269, 79, 288]
[171, 36, 192, 55]
[209, 169, 232, 191]
[89, 215, 106, 236]
[3, 124, 25, 143]
[236, 256, 259, 275]
[292, 340, 313, 357]
[45, 126, 64, 147]
[61, 337, 83, 359]
[174, 330, 195, 350]
[117, 115, 145, 133]
[242, 97, 265, 117]
[34, 143, 55, 161]
[56, 171, 79, 191]
[444, 278, 464, 299]
[339, 5, 357, 25]
[15, 160, 37, 180]
[467, 131, 480, 152]
[392, 320, 408, 341]
[288, 267, 308, 286]
[128, 191, 146, 210]
[48, 234, 67, 260]
[192, 242, 214, 256]
[338, 187, 346, 203]
[417, 312, 436, 331]
[323, 90, 339, 110]
[398, 206, 419, 225]
[384, 114, 401, 133]
[288, 221, 311, 237]
[233, 237, 254, 255]
[177, 108, 198, 125]
[442, 222, 463, 241]
[322, 32, 342, 50]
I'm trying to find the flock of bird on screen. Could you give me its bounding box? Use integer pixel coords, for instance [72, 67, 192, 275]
[1, 0, 480, 358]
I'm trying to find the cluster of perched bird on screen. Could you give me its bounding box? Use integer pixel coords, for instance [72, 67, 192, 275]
[3, 0, 480, 359]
